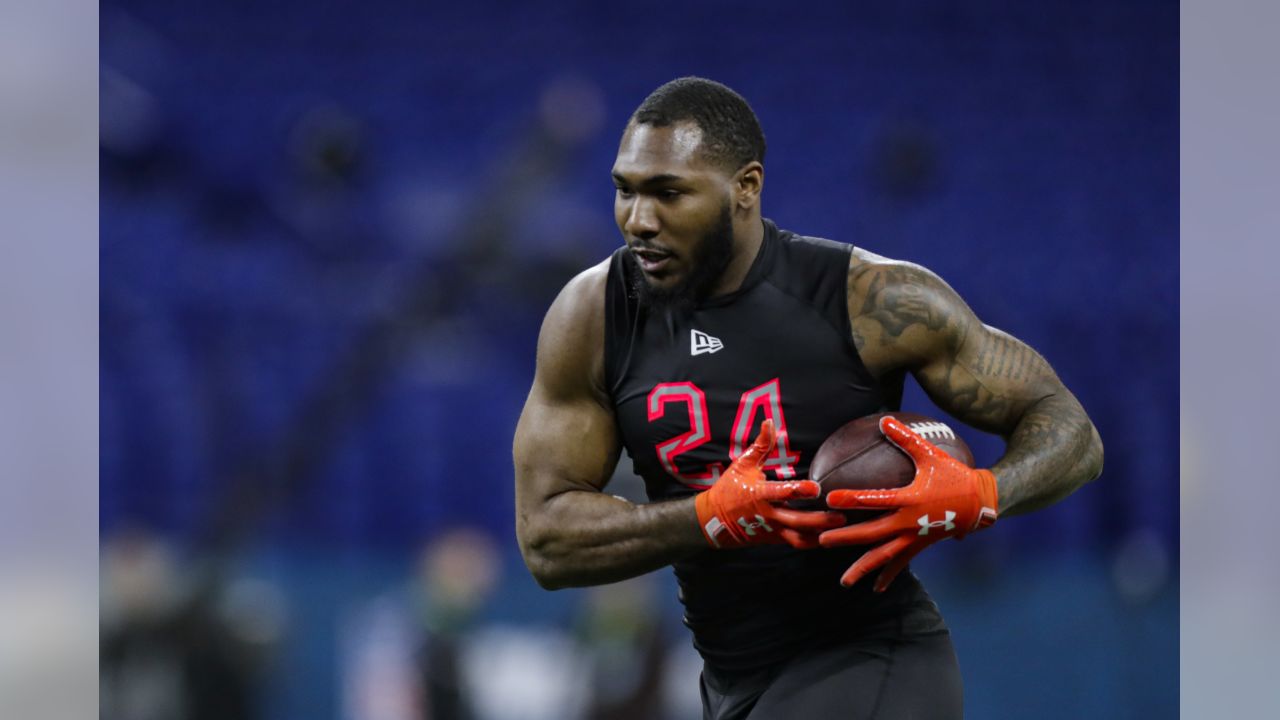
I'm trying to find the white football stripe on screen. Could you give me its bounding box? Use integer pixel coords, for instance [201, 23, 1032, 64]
[907, 421, 956, 440]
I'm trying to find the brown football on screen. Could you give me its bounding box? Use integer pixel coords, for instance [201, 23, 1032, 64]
[794, 411, 975, 521]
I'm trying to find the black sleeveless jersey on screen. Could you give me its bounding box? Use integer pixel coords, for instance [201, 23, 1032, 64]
[604, 219, 938, 673]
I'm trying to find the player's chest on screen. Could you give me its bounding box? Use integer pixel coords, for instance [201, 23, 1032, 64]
[612, 300, 882, 490]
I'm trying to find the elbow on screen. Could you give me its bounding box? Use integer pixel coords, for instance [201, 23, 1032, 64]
[1084, 422, 1104, 483]
[523, 549, 571, 591]
[529, 563, 571, 591]
[517, 524, 573, 591]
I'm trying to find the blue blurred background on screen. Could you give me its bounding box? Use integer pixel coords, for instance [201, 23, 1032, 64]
[99, 1, 1177, 718]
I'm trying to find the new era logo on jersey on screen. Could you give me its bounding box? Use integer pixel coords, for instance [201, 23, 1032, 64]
[690, 329, 724, 356]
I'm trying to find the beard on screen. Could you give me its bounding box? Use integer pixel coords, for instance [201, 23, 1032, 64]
[626, 202, 735, 314]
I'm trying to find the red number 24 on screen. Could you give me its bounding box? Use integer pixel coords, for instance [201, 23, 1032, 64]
[646, 378, 800, 487]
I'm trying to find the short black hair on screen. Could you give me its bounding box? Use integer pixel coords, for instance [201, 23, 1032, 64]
[631, 77, 766, 172]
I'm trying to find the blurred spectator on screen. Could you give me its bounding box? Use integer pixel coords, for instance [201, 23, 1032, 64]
[343, 527, 499, 720]
[100, 528, 285, 720]
[573, 576, 668, 720]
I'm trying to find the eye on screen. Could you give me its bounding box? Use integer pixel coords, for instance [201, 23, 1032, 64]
[615, 186, 634, 199]
[658, 189, 682, 200]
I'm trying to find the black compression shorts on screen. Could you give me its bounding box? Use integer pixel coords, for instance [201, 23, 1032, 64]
[698, 601, 963, 720]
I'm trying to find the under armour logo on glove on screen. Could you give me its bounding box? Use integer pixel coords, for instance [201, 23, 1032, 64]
[917, 511, 956, 536]
[819, 416, 1001, 591]
[737, 514, 774, 536]
[694, 420, 846, 549]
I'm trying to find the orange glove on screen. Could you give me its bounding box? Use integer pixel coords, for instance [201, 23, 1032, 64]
[695, 420, 846, 549]
[819, 416, 999, 590]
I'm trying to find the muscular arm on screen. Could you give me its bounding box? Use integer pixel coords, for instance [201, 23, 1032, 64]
[513, 262, 704, 590]
[848, 254, 1104, 517]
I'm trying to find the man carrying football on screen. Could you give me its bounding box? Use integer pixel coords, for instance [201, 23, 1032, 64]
[513, 77, 1103, 719]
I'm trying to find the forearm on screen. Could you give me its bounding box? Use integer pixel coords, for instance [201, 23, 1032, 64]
[990, 393, 1104, 517]
[518, 489, 706, 590]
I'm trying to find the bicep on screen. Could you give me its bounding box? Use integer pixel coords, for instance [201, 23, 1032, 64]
[846, 256, 1062, 437]
[513, 385, 621, 515]
[512, 263, 620, 537]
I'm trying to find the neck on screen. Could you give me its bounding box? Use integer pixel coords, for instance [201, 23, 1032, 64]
[709, 215, 765, 298]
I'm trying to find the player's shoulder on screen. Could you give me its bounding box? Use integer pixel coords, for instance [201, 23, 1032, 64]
[759, 226, 855, 308]
[847, 245, 928, 277]
[546, 256, 610, 327]
[845, 246, 959, 307]
[535, 257, 611, 399]
[844, 247, 973, 371]
[772, 227, 854, 270]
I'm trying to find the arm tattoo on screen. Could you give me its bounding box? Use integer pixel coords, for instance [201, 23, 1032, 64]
[947, 328, 1102, 516]
[991, 395, 1103, 515]
[854, 264, 951, 339]
[921, 361, 1016, 434]
[970, 331, 1040, 381]
[847, 257, 1104, 518]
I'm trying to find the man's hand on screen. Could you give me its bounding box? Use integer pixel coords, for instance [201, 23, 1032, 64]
[695, 420, 846, 549]
[819, 416, 999, 590]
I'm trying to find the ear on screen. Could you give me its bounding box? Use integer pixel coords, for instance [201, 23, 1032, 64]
[733, 161, 764, 212]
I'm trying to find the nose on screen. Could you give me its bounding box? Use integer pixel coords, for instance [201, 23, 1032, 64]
[622, 196, 660, 240]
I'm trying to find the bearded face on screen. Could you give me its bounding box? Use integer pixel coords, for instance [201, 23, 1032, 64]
[625, 200, 734, 312]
